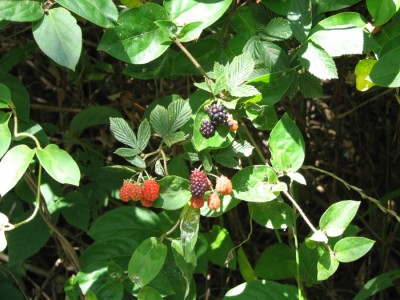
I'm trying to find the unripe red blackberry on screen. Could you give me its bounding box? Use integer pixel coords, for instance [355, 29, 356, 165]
[190, 169, 209, 197]
[199, 119, 215, 139]
[208, 104, 228, 125]
[190, 195, 205, 209]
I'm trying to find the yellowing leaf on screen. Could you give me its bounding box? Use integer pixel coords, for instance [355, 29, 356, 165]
[355, 58, 377, 91]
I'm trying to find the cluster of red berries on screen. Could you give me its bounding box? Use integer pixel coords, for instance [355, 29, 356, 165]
[119, 179, 160, 208]
[189, 170, 233, 210]
[199, 103, 238, 139]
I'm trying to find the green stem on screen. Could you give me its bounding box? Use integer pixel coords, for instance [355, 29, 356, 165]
[292, 205, 305, 300]
[9, 164, 43, 229]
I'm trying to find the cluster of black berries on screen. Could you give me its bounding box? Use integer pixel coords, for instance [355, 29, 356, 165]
[199, 103, 228, 139]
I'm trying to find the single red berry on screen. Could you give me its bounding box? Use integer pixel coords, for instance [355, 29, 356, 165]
[228, 119, 238, 132]
[215, 175, 233, 195]
[190, 195, 205, 209]
[119, 181, 136, 202]
[190, 169, 209, 197]
[208, 192, 221, 210]
[141, 199, 153, 208]
[131, 184, 143, 201]
[142, 179, 160, 202]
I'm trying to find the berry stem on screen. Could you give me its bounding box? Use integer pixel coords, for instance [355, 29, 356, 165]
[160, 216, 182, 242]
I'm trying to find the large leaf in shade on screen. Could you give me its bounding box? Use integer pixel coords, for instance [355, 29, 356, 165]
[32, 8, 82, 70]
[7, 214, 51, 266]
[128, 237, 167, 287]
[180, 205, 200, 261]
[0, 145, 35, 196]
[299, 41, 338, 80]
[88, 206, 161, 241]
[287, 0, 312, 42]
[0, 73, 30, 121]
[56, 0, 118, 28]
[309, 12, 367, 57]
[36, 144, 81, 186]
[98, 4, 172, 64]
[367, 0, 400, 26]
[249, 200, 294, 229]
[354, 269, 400, 300]
[269, 113, 305, 173]
[164, 0, 232, 29]
[69, 106, 122, 137]
[224, 280, 298, 299]
[0, 0, 43, 22]
[254, 243, 296, 280]
[370, 48, 400, 87]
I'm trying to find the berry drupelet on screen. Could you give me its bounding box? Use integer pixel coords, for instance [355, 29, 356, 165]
[199, 119, 215, 138]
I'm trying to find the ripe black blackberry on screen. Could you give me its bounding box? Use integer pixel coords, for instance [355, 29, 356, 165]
[190, 170, 209, 197]
[199, 119, 215, 138]
[207, 103, 228, 125]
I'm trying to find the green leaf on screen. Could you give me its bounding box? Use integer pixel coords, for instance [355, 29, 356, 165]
[246, 104, 278, 131]
[227, 53, 255, 90]
[128, 237, 167, 287]
[231, 6, 261, 39]
[138, 286, 163, 300]
[0, 112, 12, 159]
[370, 48, 400, 87]
[153, 176, 191, 210]
[288, 0, 312, 42]
[168, 99, 192, 134]
[317, 250, 339, 281]
[192, 106, 235, 152]
[114, 147, 141, 158]
[254, 243, 296, 280]
[0, 46, 27, 73]
[178, 21, 204, 43]
[230, 84, 260, 97]
[299, 41, 338, 80]
[334, 237, 375, 263]
[56, 0, 118, 28]
[354, 269, 400, 300]
[206, 225, 236, 269]
[0, 145, 35, 196]
[164, 0, 232, 30]
[7, 213, 51, 266]
[36, 144, 81, 186]
[249, 200, 294, 229]
[247, 70, 295, 105]
[367, 0, 400, 26]
[232, 165, 279, 202]
[0, 0, 43, 22]
[32, 8, 82, 70]
[0, 73, 30, 121]
[298, 72, 324, 98]
[109, 117, 138, 149]
[269, 113, 305, 173]
[319, 200, 360, 237]
[315, 0, 362, 14]
[88, 206, 161, 242]
[70, 106, 122, 137]
[171, 240, 197, 298]
[98, 4, 172, 64]
[309, 12, 367, 57]
[259, 18, 292, 41]
[237, 247, 257, 282]
[150, 105, 169, 138]
[58, 191, 90, 231]
[180, 205, 200, 261]
[164, 131, 186, 148]
[224, 280, 298, 299]
[0, 82, 11, 103]
[137, 119, 151, 151]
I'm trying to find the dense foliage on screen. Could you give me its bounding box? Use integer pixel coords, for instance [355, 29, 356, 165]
[0, 0, 399, 299]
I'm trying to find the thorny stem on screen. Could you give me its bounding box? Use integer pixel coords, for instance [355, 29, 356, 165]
[282, 190, 319, 234]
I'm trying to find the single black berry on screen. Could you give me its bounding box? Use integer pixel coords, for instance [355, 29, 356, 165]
[190, 170, 209, 197]
[199, 119, 215, 138]
[208, 104, 228, 126]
